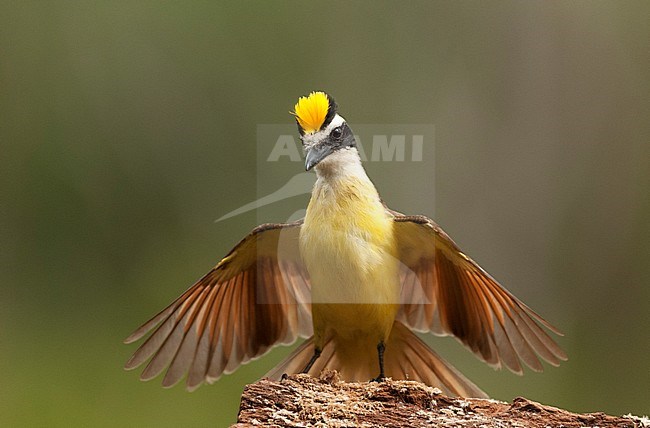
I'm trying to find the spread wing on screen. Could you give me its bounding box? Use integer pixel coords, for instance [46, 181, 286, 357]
[124, 220, 312, 390]
[392, 213, 567, 374]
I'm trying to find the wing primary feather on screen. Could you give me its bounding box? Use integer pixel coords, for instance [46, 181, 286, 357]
[123, 282, 201, 345]
[187, 284, 221, 389]
[204, 275, 235, 380]
[461, 270, 500, 365]
[236, 269, 254, 360]
[508, 303, 562, 366]
[473, 271, 566, 366]
[162, 285, 213, 387]
[472, 271, 539, 372]
[519, 301, 565, 336]
[224, 273, 245, 373]
[125, 285, 203, 371]
[124, 304, 177, 345]
[124, 310, 176, 370]
[518, 306, 568, 361]
[393, 214, 566, 377]
[501, 310, 543, 372]
[211, 274, 238, 376]
[162, 322, 199, 387]
[465, 271, 495, 332]
[187, 330, 210, 390]
[125, 221, 312, 389]
[487, 318, 511, 371]
[206, 338, 225, 383]
[140, 292, 200, 381]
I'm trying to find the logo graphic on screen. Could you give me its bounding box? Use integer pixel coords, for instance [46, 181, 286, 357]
[216, 173, 314, 222]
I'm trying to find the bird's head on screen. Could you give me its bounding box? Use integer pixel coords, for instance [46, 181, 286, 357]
[292, 91, 357, 171]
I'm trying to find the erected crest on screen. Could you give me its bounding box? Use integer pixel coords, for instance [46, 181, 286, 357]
[292, 91, 337, 135]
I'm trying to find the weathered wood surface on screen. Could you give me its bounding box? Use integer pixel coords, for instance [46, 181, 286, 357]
[233, 371, 648, 427]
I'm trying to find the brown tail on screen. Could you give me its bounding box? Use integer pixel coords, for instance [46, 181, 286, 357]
[265, 321, 487, 398]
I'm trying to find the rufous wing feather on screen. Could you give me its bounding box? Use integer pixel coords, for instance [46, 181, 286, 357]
[392, 212, 567, 374]
[124, 220, 313, 390]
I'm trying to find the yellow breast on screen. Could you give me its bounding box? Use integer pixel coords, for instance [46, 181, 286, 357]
[300, 177, 399, 305]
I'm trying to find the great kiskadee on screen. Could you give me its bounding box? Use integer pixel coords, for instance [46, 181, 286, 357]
[124, 91, 566, 398]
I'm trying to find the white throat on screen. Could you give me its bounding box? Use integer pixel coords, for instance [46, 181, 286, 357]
[313, 147, 368, 183]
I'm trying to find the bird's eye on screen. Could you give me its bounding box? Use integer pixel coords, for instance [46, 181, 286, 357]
[331, 126, 343, 139]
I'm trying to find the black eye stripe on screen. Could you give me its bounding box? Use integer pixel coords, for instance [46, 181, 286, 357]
[327, 123, 356, 150]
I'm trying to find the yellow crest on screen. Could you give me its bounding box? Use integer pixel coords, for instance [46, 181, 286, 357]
[292, 91, 331, 134]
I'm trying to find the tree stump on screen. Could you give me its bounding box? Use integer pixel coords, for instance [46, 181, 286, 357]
[233, 371, 648, 427]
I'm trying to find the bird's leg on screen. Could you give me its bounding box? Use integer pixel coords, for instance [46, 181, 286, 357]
[371, 341, 386, 382]
[300, 347, 322, 374]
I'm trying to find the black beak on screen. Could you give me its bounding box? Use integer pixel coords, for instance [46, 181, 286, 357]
[305, 144, 335, 171]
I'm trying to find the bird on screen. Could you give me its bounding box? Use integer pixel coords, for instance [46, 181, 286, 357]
[124, 91, 567, 398]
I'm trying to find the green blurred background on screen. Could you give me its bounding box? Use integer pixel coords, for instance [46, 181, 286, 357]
[2, 1, 649, 426]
